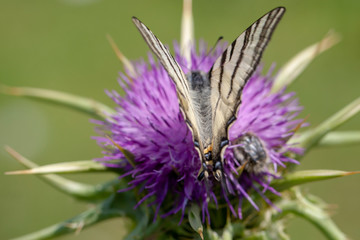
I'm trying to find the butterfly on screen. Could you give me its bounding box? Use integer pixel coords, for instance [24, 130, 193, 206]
[132, 7, 285, 181]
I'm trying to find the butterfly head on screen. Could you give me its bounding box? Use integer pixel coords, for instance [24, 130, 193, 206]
[197, 162, 223, 182]
[197, 145, 224, 182]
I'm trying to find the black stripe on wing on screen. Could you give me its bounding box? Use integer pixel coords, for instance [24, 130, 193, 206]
[132, 17, 190, 95]
[209, 7, 286, 168]
[212, 7, 285, 104]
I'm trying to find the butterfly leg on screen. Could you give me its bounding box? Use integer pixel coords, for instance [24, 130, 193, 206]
[197, 162, 210, 181]
[213, 160, 223, 181]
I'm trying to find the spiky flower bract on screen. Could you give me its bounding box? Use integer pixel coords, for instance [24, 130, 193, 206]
[94, 41, 304, 222]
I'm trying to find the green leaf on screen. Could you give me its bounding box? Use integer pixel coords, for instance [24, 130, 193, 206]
[188, 204, 204, 240]
[271, 31, 340, 93]
[318, 131, 360, 147]
[5, 160, 109, 175]
[11, 192, 142, 240]
[0, 84, 115, 120]
[5, 146, 119, 201]
[271, 170, 360, 192]
[291, 97, 360, 153]
[10, 194, 123, 240]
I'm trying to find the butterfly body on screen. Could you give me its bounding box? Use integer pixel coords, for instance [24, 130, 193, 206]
[132, 7, 285, 181]
[186, 71, 224, 180]
[187, 71, 212, 148]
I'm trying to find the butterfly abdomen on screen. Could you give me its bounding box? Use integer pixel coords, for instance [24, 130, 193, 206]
[187, 71, 213, 147]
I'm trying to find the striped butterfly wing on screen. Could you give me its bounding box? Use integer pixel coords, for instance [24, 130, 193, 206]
[132, 17, 205, 159]
[209, 7, 286, 172]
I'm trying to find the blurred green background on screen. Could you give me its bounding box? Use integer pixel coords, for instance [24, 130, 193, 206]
[1, 0, 359, 239]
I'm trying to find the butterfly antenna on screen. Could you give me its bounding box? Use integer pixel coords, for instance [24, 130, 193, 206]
[195, 36, 224, 69]
[208, 36, 224, 56]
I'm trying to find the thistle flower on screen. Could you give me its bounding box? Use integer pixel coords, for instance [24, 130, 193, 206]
[93, 40, 305, 221]
[2, 1, 360, 240]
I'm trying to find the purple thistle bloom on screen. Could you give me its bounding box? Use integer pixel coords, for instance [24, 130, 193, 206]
[93, 41, 304, 222]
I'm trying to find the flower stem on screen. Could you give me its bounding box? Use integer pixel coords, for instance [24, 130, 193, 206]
[5, 146, 119, 201]
[274, 191, 347, 240]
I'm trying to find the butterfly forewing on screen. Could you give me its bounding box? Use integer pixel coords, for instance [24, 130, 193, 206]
[132, 17, 205, 158]
[209, 7, 285, 174]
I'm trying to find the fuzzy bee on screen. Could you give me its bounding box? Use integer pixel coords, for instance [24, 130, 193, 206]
[232, 133, 269, 173]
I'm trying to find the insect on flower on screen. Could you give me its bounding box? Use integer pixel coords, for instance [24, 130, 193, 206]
[3, 1, 355, 238]
[132, 7, 286, 182]
[232, 133, 269, 173]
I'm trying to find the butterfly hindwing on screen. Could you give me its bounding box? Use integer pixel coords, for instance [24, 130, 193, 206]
[209, 7, 286, 178]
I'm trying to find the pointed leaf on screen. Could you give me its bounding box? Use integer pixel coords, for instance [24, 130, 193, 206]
[188, 204, 204, 240]
[0, 84, 115, 120]
[107, 34, 137, 78]
[5, 160, 108, 175]
[5, 146, 119, 201]
[271, 170, 360, 192]
[180, 0, 194, 65]
[318, 131, 360, 147]
[271, 31, 340, 93]
[291, 97, 360, 152]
